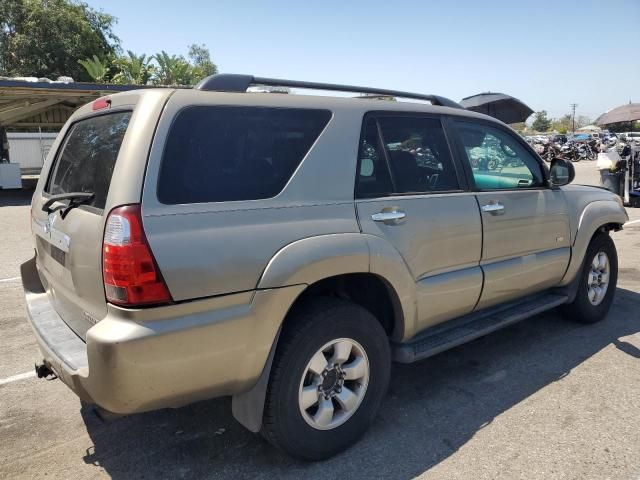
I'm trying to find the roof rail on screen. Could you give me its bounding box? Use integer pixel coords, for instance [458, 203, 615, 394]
[194, 73, 462, 109]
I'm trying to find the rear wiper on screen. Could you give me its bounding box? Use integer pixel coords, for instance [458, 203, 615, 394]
[42, 192, 95, 219]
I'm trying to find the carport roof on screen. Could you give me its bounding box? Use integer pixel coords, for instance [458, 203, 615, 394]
[0, 79, 151, 128]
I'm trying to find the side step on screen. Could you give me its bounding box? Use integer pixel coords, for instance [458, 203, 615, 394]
[392, 292, 568, 364]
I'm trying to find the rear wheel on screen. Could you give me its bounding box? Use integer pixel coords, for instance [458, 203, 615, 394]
[561, 233, 618, 323]
[261, 297, 390, 460]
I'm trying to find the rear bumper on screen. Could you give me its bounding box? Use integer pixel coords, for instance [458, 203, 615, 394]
[21, 256, 304, 414]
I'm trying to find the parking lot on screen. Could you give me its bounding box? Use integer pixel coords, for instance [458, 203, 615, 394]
[1, 162, 639, 480]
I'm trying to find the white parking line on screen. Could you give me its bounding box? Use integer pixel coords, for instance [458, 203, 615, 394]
[0, 371, 36, 386]
[0, 276, 20, 283]
[626, 219, 640, 226]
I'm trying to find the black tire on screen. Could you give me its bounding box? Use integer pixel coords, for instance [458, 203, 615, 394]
[261, 297, 391, 461]
[560, 232, 618, 324]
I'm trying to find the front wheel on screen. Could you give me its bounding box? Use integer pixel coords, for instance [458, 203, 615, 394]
[560, 232, 618, 323]
[261, 297, 391, 460]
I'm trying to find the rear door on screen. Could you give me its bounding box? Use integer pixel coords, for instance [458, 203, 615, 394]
[355, 113, 483, 333]
[451, 119, 571, 310]
[31, 109, 133, 339]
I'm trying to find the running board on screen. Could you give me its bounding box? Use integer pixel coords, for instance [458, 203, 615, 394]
[392, 292, 569, 364]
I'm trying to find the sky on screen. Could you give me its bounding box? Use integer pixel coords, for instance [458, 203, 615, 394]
[85, 0, 639, 122]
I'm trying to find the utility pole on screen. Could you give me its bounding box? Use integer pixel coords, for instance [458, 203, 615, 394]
[570, 103, 578, 133]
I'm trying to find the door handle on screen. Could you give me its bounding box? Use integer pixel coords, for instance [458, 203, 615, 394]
[371, 210, 406, 223]
[481, 202, 505, 214]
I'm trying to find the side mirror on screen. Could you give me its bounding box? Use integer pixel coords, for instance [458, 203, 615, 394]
[549, 158, 575, 187]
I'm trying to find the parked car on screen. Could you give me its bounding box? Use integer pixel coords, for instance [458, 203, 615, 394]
[23, 74, 628, 460]
[623, 132, 640, 145]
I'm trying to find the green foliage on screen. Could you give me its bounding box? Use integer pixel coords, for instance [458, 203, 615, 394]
[188, 44, 217, 80]
[77, 55, 109, 82]
[151, 46, 217, 86]
[153, 51, 194, 86]
[531, 111, 552, 132]
[0, 1, 218, 85]
[0, 0, 119, 81]
[551, 114, 572, 133]
[111, 51, 155, 85]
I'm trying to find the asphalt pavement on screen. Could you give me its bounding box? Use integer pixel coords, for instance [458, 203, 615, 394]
[1, 162, 639, 479]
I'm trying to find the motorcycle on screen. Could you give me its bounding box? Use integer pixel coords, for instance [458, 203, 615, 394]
[575, 141, 597, 161]
[560, 142, 579, 162]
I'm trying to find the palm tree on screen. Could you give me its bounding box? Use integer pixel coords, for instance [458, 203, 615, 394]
[154, 51, 193, 85]
[77, 55, 109, 82]
[112, 51, 155, 85]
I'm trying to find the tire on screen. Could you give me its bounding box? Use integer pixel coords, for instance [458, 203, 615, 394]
[261, 297, 391, 461]
[560, 232, 618, 324]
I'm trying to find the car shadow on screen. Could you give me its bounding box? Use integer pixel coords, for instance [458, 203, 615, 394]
[79, 288, 640, 479]
[0, 187, 33, 207]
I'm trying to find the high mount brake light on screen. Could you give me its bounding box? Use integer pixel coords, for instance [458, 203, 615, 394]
[102, 205, 172, 307]
[92, 98, 111, 110]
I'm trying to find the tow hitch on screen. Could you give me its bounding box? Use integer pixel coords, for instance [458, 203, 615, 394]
[35, 362, 54, 379]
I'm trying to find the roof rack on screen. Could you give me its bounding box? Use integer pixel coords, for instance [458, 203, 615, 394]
[195, 73, 462, 109]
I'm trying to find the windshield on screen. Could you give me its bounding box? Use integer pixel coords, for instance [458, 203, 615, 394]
[46, 111, 132, 209]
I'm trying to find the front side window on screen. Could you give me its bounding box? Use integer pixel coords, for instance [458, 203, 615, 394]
[454, 120, 545, 190]
[158, 106, 331, 204]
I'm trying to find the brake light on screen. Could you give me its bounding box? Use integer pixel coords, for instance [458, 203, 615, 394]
[102, 205, 172, 307]
[92, 97, 111, 110]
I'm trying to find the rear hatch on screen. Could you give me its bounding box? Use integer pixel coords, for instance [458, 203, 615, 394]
[29, 91, 168, 339]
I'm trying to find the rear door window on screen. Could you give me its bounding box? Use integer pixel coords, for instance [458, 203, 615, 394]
[356, 115, 460, 197]
[378, 116, 460, 193]
[46, 111, 132, 209]
[158, 106, 331, 204]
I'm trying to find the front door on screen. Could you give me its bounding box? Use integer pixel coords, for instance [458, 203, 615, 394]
[451, 119, 571, 310]
[355, 114, 483, 333]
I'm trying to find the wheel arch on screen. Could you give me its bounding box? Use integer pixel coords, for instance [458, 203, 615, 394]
[233, 234, 415, 432]
[256, 233, 416, 339]
[560, 200, 626, 286]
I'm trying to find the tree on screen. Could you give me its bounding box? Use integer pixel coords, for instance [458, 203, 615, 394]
[531, 111, 552, 132]
[0, 0, 120, 81]
[153, 46, 217, 86]
[111, 51, 155, 85]
[551, 114, 572, 134]
[78, 55, 109, 82]
[154, 51, 194, 85]
[187, 44, 217, 81]
[576, 115, 592, 129]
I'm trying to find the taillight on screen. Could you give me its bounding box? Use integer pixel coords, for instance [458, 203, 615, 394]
[102, 204, 172, 307]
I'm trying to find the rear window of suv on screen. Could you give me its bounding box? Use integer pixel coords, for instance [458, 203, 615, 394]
[46, 111, 132, 210]
[157, 106, 331, 204]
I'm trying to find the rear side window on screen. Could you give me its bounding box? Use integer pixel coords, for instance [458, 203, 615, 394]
[46, 112, 131, 209]
[158, 106, 331, 204]
[356, 115, 459, 197]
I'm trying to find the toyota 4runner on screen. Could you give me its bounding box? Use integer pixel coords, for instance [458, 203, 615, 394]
[22, 74, 628, 460]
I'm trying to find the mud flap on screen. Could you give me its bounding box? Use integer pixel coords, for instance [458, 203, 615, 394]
[231, 329, 280, 432]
